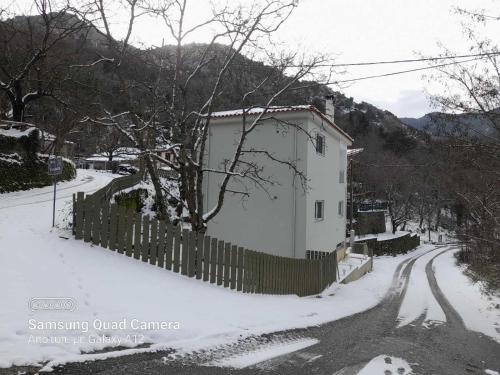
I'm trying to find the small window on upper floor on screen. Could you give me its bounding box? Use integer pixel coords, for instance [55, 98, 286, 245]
[316, 133, 325, 155]
[314, 200, 324, 220]
[339, 169, 345, 184]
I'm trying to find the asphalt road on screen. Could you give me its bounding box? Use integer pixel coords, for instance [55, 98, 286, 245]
[5, 246, 500, 375]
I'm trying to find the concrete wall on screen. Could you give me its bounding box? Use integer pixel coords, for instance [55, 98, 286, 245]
[341, 257, 373, 284]
[356, 210, 386, 235]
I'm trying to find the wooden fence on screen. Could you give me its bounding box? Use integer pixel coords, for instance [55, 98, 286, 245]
[72, 192, 337, 297]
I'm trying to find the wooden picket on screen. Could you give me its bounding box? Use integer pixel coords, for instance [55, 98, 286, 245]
[72, 191, 348, 298]
[209, 237, 217, 284]
[164, 223, 173, 270]
[149, 219, 158, 265]
[157, 221, 166, 268]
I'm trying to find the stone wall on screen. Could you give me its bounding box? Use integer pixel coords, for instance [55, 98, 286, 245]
[356, 210, 386, 235]
[356, 233, 420, 256]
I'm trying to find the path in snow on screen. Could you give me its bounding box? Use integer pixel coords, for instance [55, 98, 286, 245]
[433, 250, 500, 343]
[397, 249, 446, 328]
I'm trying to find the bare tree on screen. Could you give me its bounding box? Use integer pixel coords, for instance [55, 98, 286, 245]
[426, 5, 500, 262]
[72, 0, 333, 232]
[0, 0, 90, 122]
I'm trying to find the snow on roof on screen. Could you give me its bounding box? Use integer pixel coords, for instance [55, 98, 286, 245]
[85, 147, 141, 162]
[208, 105, 354, 142]
[347, 148, 364, 157]
[210, 105, 312, 118]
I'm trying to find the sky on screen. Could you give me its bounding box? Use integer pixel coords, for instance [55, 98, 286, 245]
[11, 0, 500, 118]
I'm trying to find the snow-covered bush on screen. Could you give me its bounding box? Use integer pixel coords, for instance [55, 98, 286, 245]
[0, 153, 76, 193]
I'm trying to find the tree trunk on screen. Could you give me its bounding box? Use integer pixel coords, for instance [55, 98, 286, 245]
[144, 156, 169, 222]
[391, 219, 397, 234]
[435, 208, 442, 231]
[11, 101, 25, 122]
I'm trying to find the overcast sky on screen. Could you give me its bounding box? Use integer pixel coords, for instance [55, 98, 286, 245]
[14, 0, 500, 118]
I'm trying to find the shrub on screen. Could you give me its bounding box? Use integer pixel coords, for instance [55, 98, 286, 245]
[0, 154, 76, 193]
[114, 188, 148, 212]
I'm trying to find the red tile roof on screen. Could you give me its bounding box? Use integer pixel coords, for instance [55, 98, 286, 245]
[209, 105, 354, 142]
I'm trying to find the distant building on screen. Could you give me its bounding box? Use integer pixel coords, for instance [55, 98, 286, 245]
[79, 147, 141, 171]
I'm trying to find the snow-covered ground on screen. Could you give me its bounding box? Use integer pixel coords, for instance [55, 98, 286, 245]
[337, 252, 371, 282]
[357, 355, 414, 375]
[0, 169, 441, 369]
[397, 248, 446, 328]
[206, 338, 319, 369]
[433, 250, 500, 343]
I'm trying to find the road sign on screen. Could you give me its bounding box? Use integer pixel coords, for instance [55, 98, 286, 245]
[48, 156, 64, 175]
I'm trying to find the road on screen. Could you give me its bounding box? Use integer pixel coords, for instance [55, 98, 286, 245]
[47, 245, 500, 375]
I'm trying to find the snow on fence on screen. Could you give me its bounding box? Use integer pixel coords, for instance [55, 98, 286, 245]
[72, 191, 337, 297]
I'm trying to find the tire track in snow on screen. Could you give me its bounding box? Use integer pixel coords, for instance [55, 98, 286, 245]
[425, 247, 466, 329]
[0, 176, 94, 201]
[396, 247, 448, 328]
[0, 173, 112, 209]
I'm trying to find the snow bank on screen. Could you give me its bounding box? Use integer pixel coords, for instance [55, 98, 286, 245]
[433, 250, 500, 343]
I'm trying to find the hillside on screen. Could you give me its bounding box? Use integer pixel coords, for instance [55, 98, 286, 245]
[401, 111, 500, 139]
[0, 13, 423, 162]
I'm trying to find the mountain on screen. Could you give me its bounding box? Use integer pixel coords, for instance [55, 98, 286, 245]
[0, 13, 425, 159]
[401, 111, 499, 139]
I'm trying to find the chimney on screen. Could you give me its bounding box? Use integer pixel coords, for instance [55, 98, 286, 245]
[324, 95, 335, 123]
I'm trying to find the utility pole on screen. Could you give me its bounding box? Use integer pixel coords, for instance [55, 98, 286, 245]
[349, 158, 355, 249]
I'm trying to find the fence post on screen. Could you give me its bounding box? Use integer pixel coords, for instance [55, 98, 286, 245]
[202, 236, 211, 282]
[196, 233, 204, 279]
[237, 247, 244, 292]
[209, 238, 217, 283]
[141, 216, 150, 262]
[187, 231, 196, 277]
[181, 229, 189, 275]
[223, 242, 231, 288]
[100, 203, 110, 248]
[157, 221, 166, 268]
[149, 219, 159, 265]
[108, 204, 118, 251]
[216, 240, 224, 286]
[164, 223, 173, 270]
[74, 192, 85, 240]
[173, 225, 181, 273]
[133, 212, 142, 259]
[116, 206, 127, 254]
[83, 197, 93, 243]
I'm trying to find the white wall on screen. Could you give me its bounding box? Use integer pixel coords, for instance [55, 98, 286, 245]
[204, 111, 351, 258]
[304, 116, 350, 255]
[204, 113, 308, 258]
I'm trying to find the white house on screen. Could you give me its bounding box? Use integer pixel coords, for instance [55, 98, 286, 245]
[204, 98, 353, 259]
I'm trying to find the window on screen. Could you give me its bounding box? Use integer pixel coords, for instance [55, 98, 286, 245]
[338, 200, 344, 216]
[314, 200, 324, 220]
[315, 133, 325, 155]
[339, 145, 347, 183]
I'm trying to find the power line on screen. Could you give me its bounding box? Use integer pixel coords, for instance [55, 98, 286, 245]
[318, 51, 500, 68]
[332, 56, 487, 84]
